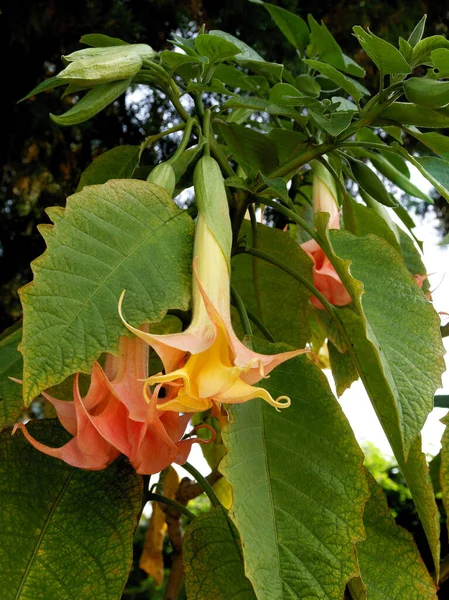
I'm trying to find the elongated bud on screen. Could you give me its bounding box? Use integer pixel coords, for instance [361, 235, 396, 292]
[311, 159, 339, 221]
[147, 162, 176, 196]
[58, 44, 155, 86]
[193, 156, 232, 271]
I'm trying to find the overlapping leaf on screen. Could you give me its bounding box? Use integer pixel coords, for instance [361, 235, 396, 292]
[0, 325, 23, 427]
[232, 221, 313, 347]
[318, 223, 444, 575]
[20, 179, 194, 401]
[221, 351, 368, 600]
[0, 420, 142, 600]
[349, 473, 437, 600]
[183, 506, 256, 600]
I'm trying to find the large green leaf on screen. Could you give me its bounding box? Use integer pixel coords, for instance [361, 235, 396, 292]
[232, 221, 312, 347]
[0, 420, 142, 600]
[403, 128, 449, 160]
[76, 145, 140, 192]
[183, 506, 256, 600]
[440, 412, 449, 537]
[349, 473, 437, 600]
[0, 325, 23, 427]
[221, 351, 368, 600]
[20, 179, 193, 401]
[195, 34, 240, 63]
[329, 229, 444, 454]
[319, 225, 444, 575]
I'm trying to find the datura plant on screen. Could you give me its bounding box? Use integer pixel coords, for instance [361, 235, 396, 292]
[2, 6, 449, 600]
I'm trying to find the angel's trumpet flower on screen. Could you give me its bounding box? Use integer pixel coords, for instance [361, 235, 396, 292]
[119, 156, 307, 413]
[15, 333, 211, 473]
[300, 161, 352, 310]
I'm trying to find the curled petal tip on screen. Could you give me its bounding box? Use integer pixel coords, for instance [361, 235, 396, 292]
[189, 423, 217, 444]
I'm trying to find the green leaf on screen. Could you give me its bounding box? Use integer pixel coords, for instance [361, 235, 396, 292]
[350, 159, 398, 207]
[50, 78, 131, 126]
[20, 180, 193, 402]
[399, 37, 414, 64]
[223, 96, 303, 121]
[352, 27, 411, 75]
[431, 48, 449, 78]
[328, 340, 358, 397]
[304, 59, 364, 102]
[368, 152, 431, 201]
[268, 82, 304, 105]
[296, 73, 321, 96]
[310, 108, 354, 137]
[76, 145, 140, 192]
[267, 128, 307, 164]
[377, 102, 449, 128]
[440, 232, 449, 245]
[20, 76, 67, 102]
[257, 174, 290, 204]
[221, 351, 368, 600]
[403, 128, 449, 159]
[250, 1, 309, 52]
[195, 34, 240, 63]
[0, 420, 142, 600]
[238, 59, 284, 82]
[321, 227, 444, 574]
[308, 15, 365, 77]
[408, 15, 427, 47]
[80, 33, 129, 47]
[209, 30, 264, 62]
[215, 122, 279, 176]
[232, 222, 312, 347]
[349, 473, 437, 600]
[0, 325, 23, 427]
[412, 35, 449, 68]
[160, 50, 203, 73]
[395, 146, 449, 202]
[183, 506, 256, 600]
[404, 77, 449, 108]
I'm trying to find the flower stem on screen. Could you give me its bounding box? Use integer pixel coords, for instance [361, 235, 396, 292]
[169, 118, 196, 163]
[148, 493, 196, 521]
[230, 284, 253, 337]
[203, 109, 211, 157]
[241, 246, 336, 313]
[181, 461, 221, 508]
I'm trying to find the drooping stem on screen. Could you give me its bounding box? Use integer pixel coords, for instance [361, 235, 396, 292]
[240, 246, 336, 315]
[167, 87, 190, 122]
[148, 492, 196, 521]
[266, 142, 336, 181]
[248, 204, 263, 318]
[203, 109, 211, 157]
[246, 308, 275, 343]
[230, 284, 253, 337]
[181, 462, 221, 508]
[169, 118, 196, 163]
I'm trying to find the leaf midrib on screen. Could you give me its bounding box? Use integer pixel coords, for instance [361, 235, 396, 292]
[14, 470, 75, 600]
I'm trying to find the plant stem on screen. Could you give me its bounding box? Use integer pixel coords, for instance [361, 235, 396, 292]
[181, 462, 221, 508]
[148, 493, 196, 521]
[246, 308, 275, 342]
[266, 142, 336, 180]
[167, 88, 190, 122]
[255, 197, 319, 242]
[210, 133, 235, 178]
[140, 122, 186, 153]
[230, 284, 253, 337]
[169, 118, 196, 163]
[240, 246, 335, 313]
[203, 109, 211, 157]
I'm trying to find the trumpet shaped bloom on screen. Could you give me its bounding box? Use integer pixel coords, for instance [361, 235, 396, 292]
[301, 162, 351, 310]
[15, 333, 210, 473]
[120, 214, 306, 413]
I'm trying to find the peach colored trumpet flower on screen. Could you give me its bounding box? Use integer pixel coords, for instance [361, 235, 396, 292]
[300, 161, 351, 310]
[119, 158, 307, 414]
[15, 333, 211, 473]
